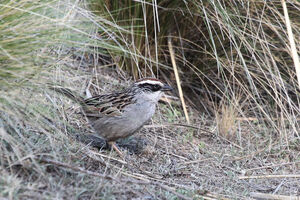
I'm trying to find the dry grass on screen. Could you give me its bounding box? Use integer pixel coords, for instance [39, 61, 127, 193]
[2, 64, 300, 199]
[1, 0, 300, 199]
[216, 105, 237, 140]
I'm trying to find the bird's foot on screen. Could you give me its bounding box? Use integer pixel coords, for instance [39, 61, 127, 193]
[108, 141, 124, 158]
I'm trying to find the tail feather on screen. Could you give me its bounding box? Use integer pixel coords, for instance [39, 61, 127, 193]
[49, 86, 85, 105]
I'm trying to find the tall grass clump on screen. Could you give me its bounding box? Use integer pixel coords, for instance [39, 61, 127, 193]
[188, 1, 300, 143]
[90, 0, 300, 144]
[0, 0, 127, 198]
[88, 0, 191, 78]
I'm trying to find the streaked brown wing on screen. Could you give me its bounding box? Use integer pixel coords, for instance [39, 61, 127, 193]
[83, 92, 135, 117]
[84, 104, 122, 117]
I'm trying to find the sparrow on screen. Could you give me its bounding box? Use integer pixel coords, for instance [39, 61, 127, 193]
[51, 78, 173, 156]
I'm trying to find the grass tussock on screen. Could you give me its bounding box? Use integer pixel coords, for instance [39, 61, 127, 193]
[1, 0, 300, 199]
[89, 1, 300, 140]
[216, 100, 238, 140]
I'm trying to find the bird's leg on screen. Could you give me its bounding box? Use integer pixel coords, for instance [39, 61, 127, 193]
[108, 141, 123, 157]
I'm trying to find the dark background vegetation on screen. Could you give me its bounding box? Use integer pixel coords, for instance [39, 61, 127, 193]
[1, 0, 300, 199]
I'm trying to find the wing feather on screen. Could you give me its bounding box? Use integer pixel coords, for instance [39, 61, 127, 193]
[82, 92, 135, 118]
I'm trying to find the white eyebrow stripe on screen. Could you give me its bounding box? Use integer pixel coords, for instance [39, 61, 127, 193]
[137, 80, 164, 86]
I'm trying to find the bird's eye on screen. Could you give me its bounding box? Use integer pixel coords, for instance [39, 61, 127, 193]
[152, 85, 161, 91]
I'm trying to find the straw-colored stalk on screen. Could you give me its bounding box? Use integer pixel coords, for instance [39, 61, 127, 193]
[168, 36, 190, 124]
[281, 0, 300, 89]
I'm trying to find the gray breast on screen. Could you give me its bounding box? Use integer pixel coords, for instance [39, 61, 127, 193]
[91, 99, 156, 141]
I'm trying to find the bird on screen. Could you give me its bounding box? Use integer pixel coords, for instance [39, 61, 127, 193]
[51, 77, 173, 157]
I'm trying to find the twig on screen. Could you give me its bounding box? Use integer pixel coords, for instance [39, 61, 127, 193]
[242, 161, 300, 172]
[232, 146, 268, 161]
[236, 117, 300, 121]
[217, 135, 243, 149]
[145, 123, 199, 130]
[239, 174, 300, 180]
[39, 158, 192, 200]
[205, 192, 232, 200]
[168, 35, 190, 124]
[182, 158, 213, 165]
[250, 192, 300, 200]
[145, 123, 212, 134]
[161, 94, 179, 101]
[159, 149, 189, 160]
[87, 150, 127, 165]
[159, 96, 181, 106]
[40, 158, 118, 181]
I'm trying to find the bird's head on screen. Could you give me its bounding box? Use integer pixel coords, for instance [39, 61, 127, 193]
[131, 77, 173, 102]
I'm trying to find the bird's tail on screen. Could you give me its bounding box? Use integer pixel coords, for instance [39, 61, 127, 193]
[49, 86, 85, 105]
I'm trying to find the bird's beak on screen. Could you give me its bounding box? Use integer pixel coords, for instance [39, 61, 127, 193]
[161, 84, 173, 91]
